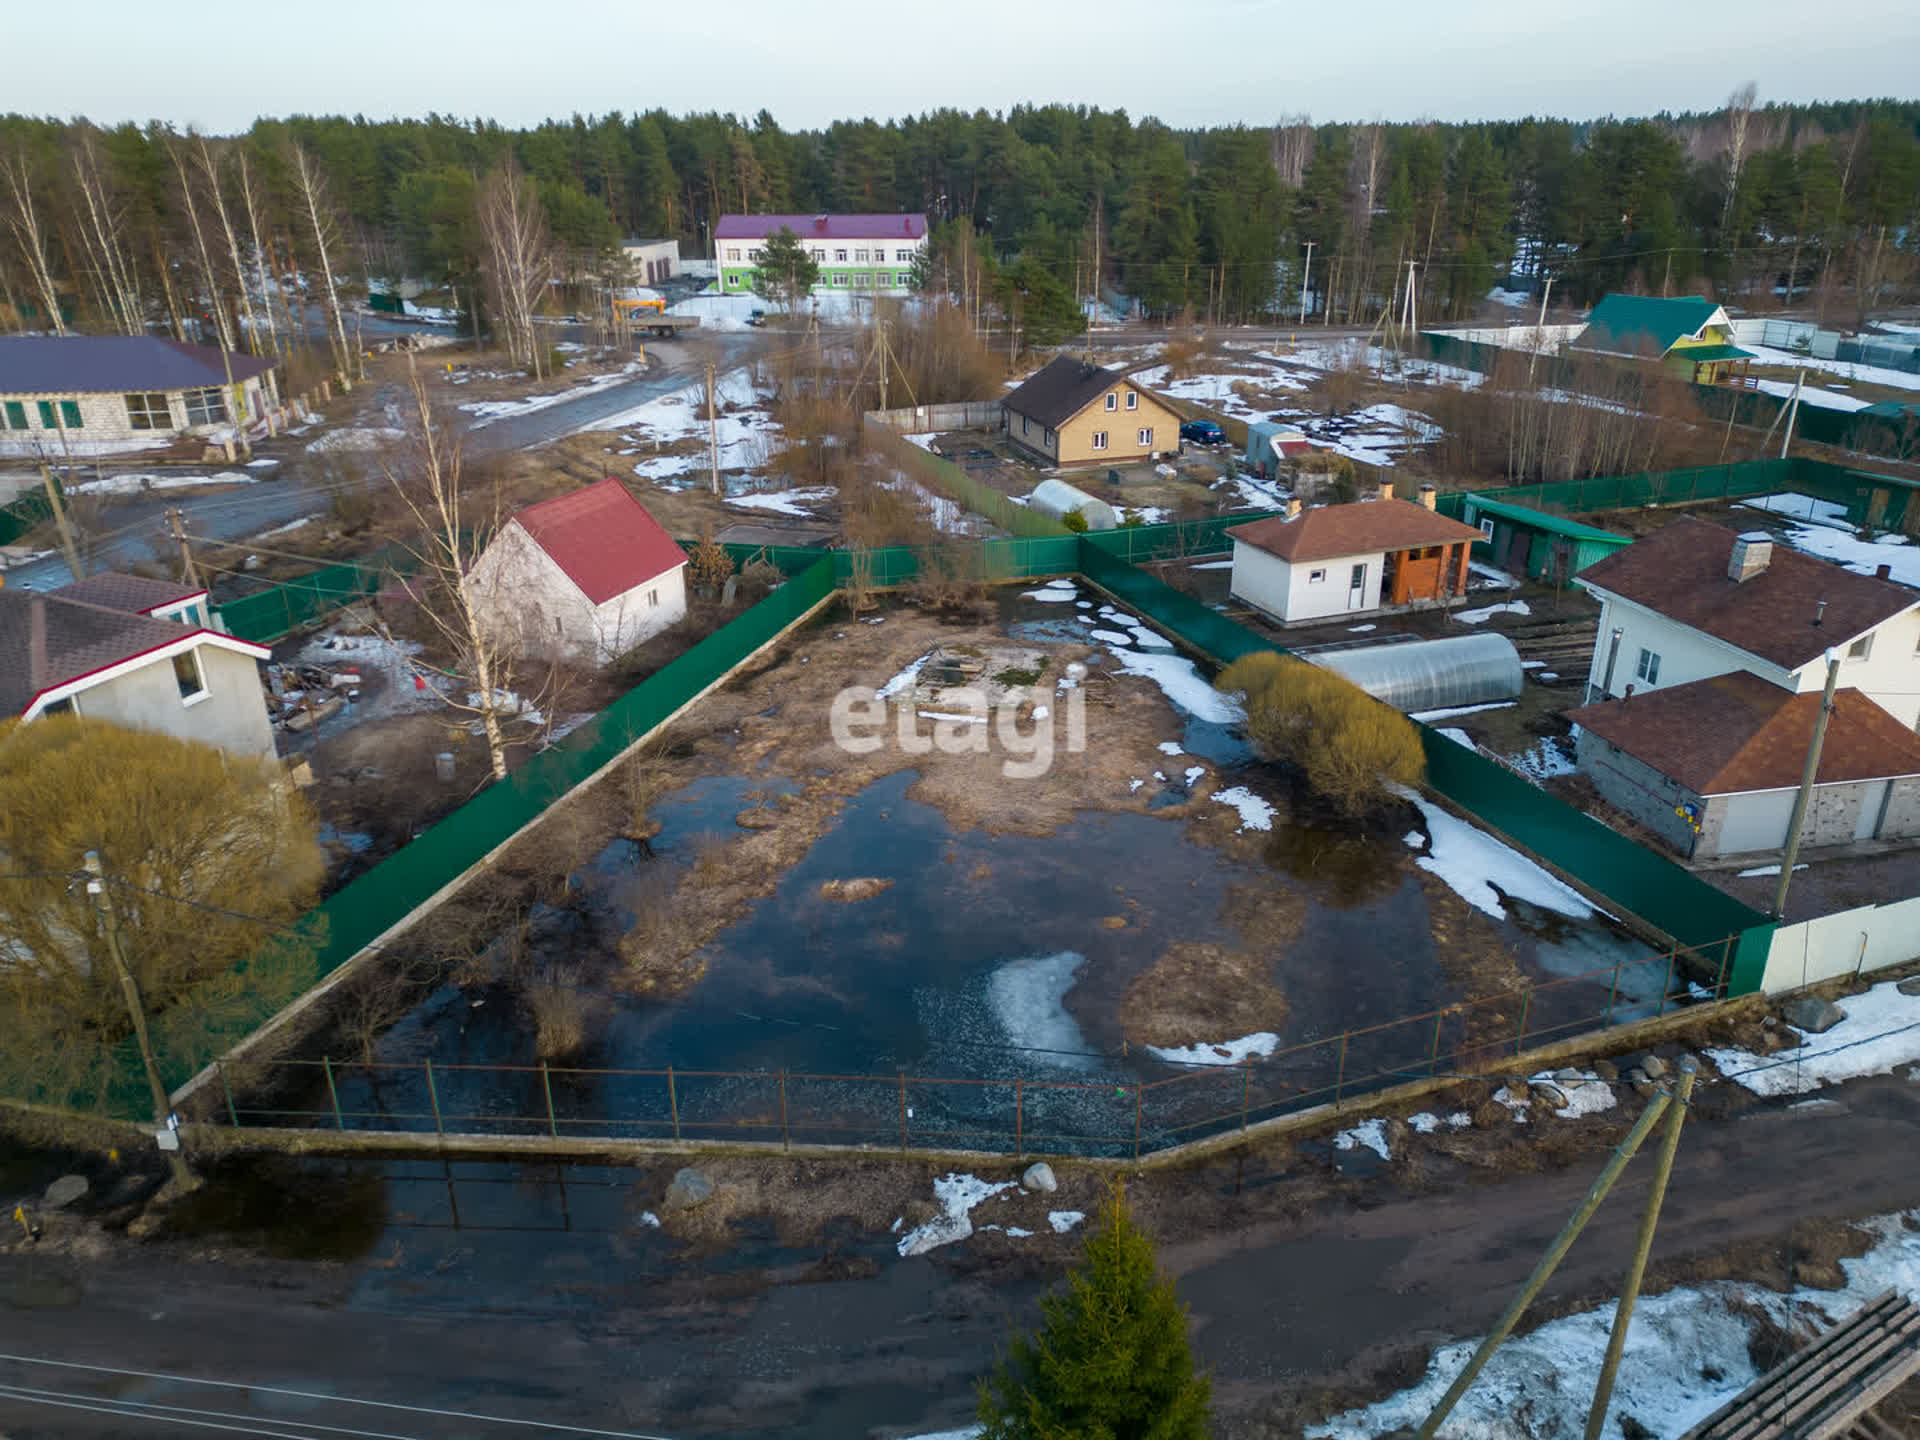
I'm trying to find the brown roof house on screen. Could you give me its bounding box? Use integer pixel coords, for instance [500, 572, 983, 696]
[1001, 356, 1181, 469]
[1225, 484, 1483, 624]
[1568, 671, 1920, 861]
[1, 573, 275, 757]
[1574, 517, 1920, 727]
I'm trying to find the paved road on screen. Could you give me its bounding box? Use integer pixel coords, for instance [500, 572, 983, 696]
[3, 1071, 1918, 1438]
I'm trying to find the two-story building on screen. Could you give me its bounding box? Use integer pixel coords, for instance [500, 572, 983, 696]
[1569, 294, 1756, 386]
[715, 214, 927, 297]
[2, 573, 276, 758]
[1001, 356, 1182, 469]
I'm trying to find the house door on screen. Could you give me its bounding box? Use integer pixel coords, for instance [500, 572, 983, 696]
[1348, 562, 1368, 610]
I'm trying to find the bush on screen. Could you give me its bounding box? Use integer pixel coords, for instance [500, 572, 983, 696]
[1060, 509, 1089, 533]
[1217, 652, 1425, 816]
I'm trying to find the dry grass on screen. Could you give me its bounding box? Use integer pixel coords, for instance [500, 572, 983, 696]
[527, 973, 594, 1061]
[819, 877, 894, 902]
[1119, 942, 1291, 1049]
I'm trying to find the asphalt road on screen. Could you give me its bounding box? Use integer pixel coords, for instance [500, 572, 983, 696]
[3, 1070, 1918, 1439]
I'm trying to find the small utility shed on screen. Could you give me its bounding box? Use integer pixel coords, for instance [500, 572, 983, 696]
[1568, 671, 1920, 861]
[465, 478, 688, 667]
[1227, 488, 1483, 624]
[1460, 493, 1631, 582]
[1569, 294, 1755, 385]
[1243, 420, 1314, 479]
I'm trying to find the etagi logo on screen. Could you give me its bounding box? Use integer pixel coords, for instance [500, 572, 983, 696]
[829, 662, 1089, 779]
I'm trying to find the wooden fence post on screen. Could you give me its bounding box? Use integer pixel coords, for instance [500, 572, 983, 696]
[218, 1061, 238, 1128]
[1334, 1032, 1349, 1109]
[541, 1061, 558, 1139]
[322, 1055, 343, 1130]
[667, 1064, 679, 1142]
[424, 1059, 443, 1134]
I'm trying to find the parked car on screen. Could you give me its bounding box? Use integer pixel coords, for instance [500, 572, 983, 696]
[1180, 419, 1226, 446]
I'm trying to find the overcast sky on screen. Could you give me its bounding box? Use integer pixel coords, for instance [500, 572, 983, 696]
[12, 0, 1917, 133]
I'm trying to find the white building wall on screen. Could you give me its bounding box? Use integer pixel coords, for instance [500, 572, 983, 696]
[69, 643, 275, 759]
[1782, 608, 1920, 729]
[1230, 542, 1384, 623]
[465, 522, 687, 667]
[588, 564, 687, 662]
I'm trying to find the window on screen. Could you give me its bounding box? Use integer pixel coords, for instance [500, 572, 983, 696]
[833, 272, 849, 286]
[811, 249, 825, 262]
[1137, 427, 1153, 446]
[1635, 648, 1661, 685]
[1479, 517, 1496, 539]
[182, 388, 226, 425]
[40, 697, 73, 717]
[876, 272, 891, 286]
[1091, 431, 1109, 451]
[648, 588, 659, 608]
[853, 273, 871, 288]
[1021, 415, 1031, 435]
[126, 393, 172, 430]
[1125, 391, 1138, 410]
[728, 273, 743, 287]
[172, 649, 208, 703]
[1043, 427, 1056, 447]
[36, 400, 56, 428]
[60, 400, 82, 428]
[726, 247, 741, 261]
[2, 400, 24, 430]
[749, 248, 763, 261]
[835, 248, 848, 262]
[1847, 634, 1875, 661]
[1308, 568, 1328, 583]
[854, 248, 870, 262]
[1104, 392, 1118, 411]
[896, 248, 912, 262]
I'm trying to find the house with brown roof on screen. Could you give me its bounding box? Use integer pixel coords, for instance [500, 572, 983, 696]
[1001, 356, 1180, 469]
[1567, 672, 1920, 861]
[1, 573, 275, 757]
[1574, 518, 1920, 727]
[1225, 485, 1483, 624]
[464, 479, 688, 666]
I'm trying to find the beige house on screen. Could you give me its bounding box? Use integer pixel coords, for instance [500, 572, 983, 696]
[3, 573, 275, 758]
[1002, 356, 1181, 468]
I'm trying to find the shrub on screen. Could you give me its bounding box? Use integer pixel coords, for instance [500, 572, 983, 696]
[1217, 652, 1425, 816]
[686, 534, 735, 591]
[1060, 509, 1089, 533]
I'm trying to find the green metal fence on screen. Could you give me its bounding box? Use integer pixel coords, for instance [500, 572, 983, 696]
[0, 482, 58, 547]
[218, 553, 410, 644]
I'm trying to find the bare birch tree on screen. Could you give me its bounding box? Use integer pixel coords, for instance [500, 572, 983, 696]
[1720, 82, 1759, 231]
[193, 137, 261, 353]
[235, 149, 283, 360]
[0, 148, 68, 333]
[288, 143, 354, 388]
[67, 130, 144, 334]
[168, 135, 235, 351]
[478, 156, 554, 377]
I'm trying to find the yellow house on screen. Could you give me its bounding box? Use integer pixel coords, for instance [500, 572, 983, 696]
[1002, 356, 1182, 468]
[1569, 294, 1755, 385]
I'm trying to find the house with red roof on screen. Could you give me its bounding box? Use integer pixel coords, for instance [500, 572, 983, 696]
[715, 214, 926, 297]
[1, 573, 275, 757]
[464, 479, 688, 666]
[1225, 484, 1482, 624]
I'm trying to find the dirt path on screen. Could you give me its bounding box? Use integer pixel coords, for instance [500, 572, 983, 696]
[5, 1071, 1919, 1438]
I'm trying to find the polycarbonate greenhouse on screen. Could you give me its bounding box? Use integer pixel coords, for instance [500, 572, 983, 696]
[1306, 632, 1523, 713]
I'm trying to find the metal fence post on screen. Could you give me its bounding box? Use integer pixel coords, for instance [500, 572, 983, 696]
[424, 1059, 443, 1134]
[667, 1063, 680, 1142]
[1014, 1076, 1024, 1159]
[1515, 987, 1532, 1056]
[1132, 1083, 1143, 1160]
[322, 1055, 344, 1130]
[1334, 1032, 1349, 1108]
[1428, 1011, 1445, 1077]
[778, 1068, 790, 1150]
[1240, 1060, 1252, 1131]
[541, 1061, 558, 1139]
[898, 1069, 908, 1154]
[1603, 962, 1621, 1028]
[218, 1061, 238, 1128]
[1659, 951, 1675, 1016]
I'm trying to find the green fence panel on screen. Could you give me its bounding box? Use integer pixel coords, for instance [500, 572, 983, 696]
[1076, 540, 1274, 665]
[0, 485, 56, 547]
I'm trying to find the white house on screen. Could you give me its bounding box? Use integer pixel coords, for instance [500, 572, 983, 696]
[0, 335, 281, 458]
[715, 214, 927, 297]
[622, 238, 681, 286]
[1226, 488, 1482, 625]
[465, 478, 688, 667]
[2, 573, 275, 758]
[1575, 518, 1920, 728]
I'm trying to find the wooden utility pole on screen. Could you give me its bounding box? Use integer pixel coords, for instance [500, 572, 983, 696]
[1772, 651, 1840, 918]
[705, 361, 720, 496]
[1528, 277, 1555, 384]
[165, 507, 199, 588]
[82, 851, 194, 1190]
[1780, 369, 1805, 458]
[38, 460, 82, 581]
[1299, 241, 1314, 326]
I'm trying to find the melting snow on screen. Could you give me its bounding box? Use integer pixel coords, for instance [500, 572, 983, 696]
[1411, 701, 1516, 722]
[1147, 1032, 1280, 1067]
[1108, 648, 1244, 723]
[1212, 786, 1275, 832]
[986, 951, 1095, 1068]
[1705, 979, 1920, 1097]
[69, 469, 259, 495]
[1048, 1211, 1086, 1234]
[1334, 1119, 1391, 1160]
[1157, 741, 1186, 756]
[1734, 863, 1806, 878]
[878, 653, 933, 699]
[1393, 784, 1594, 921]
[725, 486, 833, 516]
[897, 1173, 1019, 1257]
[1022, 580, 1080, 602]
[1454, 599, 1532, 625]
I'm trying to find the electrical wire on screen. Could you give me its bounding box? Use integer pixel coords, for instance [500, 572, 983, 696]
[0, 1380, 424, 1440]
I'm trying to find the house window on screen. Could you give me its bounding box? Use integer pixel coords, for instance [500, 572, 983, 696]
[172, 649, 208, 703]
[726, 247, 741, 261]
[1479, 518, 1496, 539]
[1104, 392, 1118, 411]
[1091, 431, 1109, 451]
[1137, 427, 1153, 446]
[853, 273, 871, 288]
[41, 696, 73, 717]
[833, 272, 849, 286]
[2, 400, 24, 429]
[854, 248, 870, 262]
[811, 249, 825, 262]
[1847, 634, 1874, 661]
[1125, 391, 1138, 410]
[182, 388, 226, 425]
[835, 248, 848, 262]
[126, 392, 172, 430]
[1635, 648, 1661, 685]
[1044, 427, 1056, 447]
[1021, 415, 1030, 435]
[1308, 568, 1328, 583]
[60, 400, 82, 428]
[648, 588, 659, 607]
[36, 400, 57, 428]
[749, 248, 763, 261]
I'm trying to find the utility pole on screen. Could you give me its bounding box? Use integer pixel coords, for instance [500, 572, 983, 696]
[1528, 277, 1555, 384]
[82, 852, 194, 1190]
[1583, 1059, 1698, 1440]
[38, 459, 82, 581]
[1299, 241, 1314, 326]
[166, 507, 200, 589]
[705, 361, 720, 497]
[1772, 650, 1839, 918]
[1402, 259, 1418, 338]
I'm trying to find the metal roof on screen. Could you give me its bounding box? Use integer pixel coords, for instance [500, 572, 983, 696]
[1003, 356, 1135, 429]
[1673, 343, 1754, 363]
[1461, 494, 1633, 545]
[1570, 294, 1727, 358]
[0, 336, 275, 396]
[714, 214, 926, 243]
[510, 478, 687, 606]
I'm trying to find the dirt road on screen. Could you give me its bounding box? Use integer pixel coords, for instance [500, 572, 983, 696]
[3, 1071, 1918, 1438]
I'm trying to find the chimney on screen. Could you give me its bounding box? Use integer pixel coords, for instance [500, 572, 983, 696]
[1876, 563, 1893, 580]
[1417, 483, 1438, 511]
[1727, 531, 1773, 583]
[1284, 496, 1303, 521]
[1375, 479, 1395, 503]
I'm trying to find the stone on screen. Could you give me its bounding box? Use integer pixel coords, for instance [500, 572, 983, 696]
[1021, 1162, 1058, 1194]
[1897, 976, 1920, 997]
[1552, 1067, 1583, 1084]
[1592, 1059, 1619, 1082]
[1783, 996, 1846, 1034]
[1529, 1082, 1568, 1111]
[1631, 1079, 1658, 1100]
[43, 1175, 88, 1210]
[1639, 1053, 1669, 1080]
[663, 1168, 714, 1211]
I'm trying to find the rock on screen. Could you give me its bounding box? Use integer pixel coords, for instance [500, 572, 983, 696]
[1640, 1053, 1669, 1080]
[1898, 976, 1920, 997]
[43, 1175, 88, 1210]
[663, 1168, 714, 1211]
[1783, 995, 1846, 1034]
[1021, 1162, 1058, 1194]
[1529, 1081, 1568, 1111]
[1552, 1067, 1583, 1084]
[1592, 1059, 1619, 1082]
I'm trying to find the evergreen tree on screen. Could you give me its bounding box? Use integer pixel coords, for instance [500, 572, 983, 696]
[977, 1185, 1210, 1440]
[752, 225, 818, 310]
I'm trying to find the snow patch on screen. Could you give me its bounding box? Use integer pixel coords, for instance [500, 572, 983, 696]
[1107, 648, 1244, 724]
[1211, 785, 1275, 832]
[1411, 701, 1516, 722]
[1394, 784, 1595, 921]
[1147, 1032, 1280, 1067]
[897, 1173, 1018, 1257]
[1048, 1211, 1086, 1234]
[986, 951, 1094, 1069]
[1454, 599, 1532, 625]
[1334, 1119, 1391, 1160]
[725, 486, 833, 517]
[1705, 979, 1920, 1097]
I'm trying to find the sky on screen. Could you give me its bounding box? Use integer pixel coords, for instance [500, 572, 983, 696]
[10, 0, 1918, 133]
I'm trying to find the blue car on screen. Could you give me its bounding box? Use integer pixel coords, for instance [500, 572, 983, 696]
[1179, 419, 1226, 446]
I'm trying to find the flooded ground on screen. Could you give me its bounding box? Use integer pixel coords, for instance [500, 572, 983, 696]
[294, 582, 1668, 1155]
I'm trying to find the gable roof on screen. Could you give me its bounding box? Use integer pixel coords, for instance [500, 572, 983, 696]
[1574, 516, 1918, 671]
[1002, 355, 1147, 429]
[1228, 499, 1483, 563]
[509, 479, 687, 606]
[0, 336, 276, 396]
[1461, 494, 1633, 547]
[1571, 294, 1727, 358]
[1569, 671, 1920, 794]
[50, 572, 206, 615]
[715, 214, 926, 242]
[0, 588, 267, 717]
